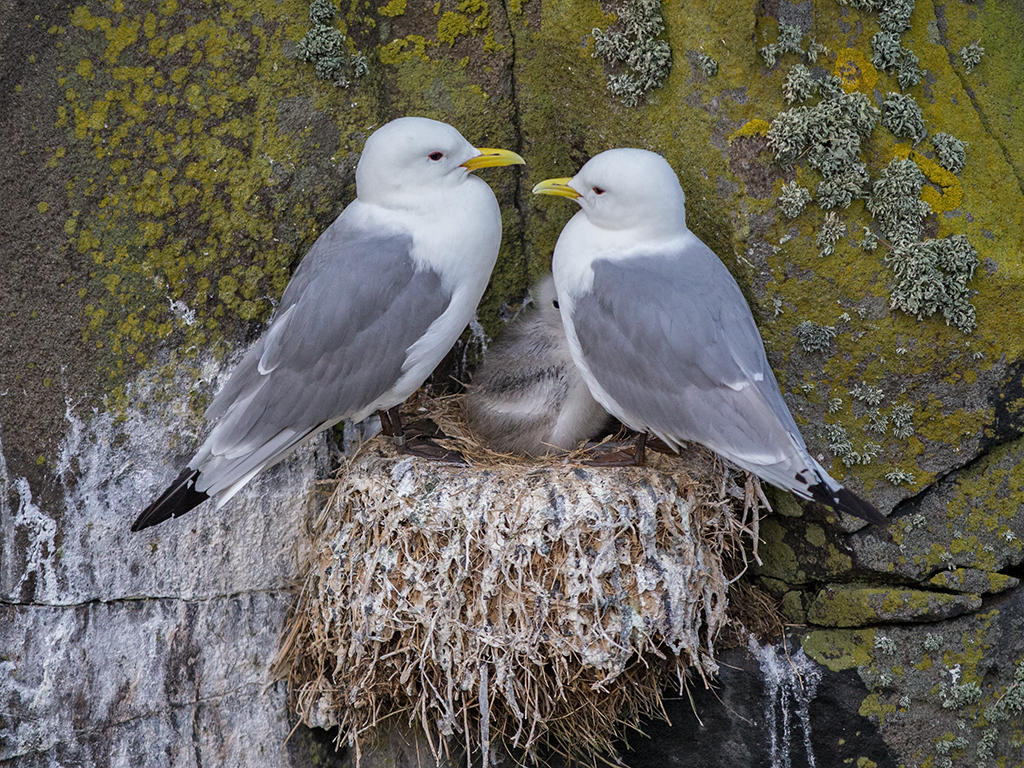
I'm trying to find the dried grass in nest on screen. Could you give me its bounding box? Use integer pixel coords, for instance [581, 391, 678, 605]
[275, 395, 770, 766]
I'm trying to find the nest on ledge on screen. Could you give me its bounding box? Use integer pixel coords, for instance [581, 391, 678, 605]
[274, 396, 772, 766]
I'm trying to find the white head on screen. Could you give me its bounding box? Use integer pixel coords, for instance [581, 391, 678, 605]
[355, 116, 524, 207]
[532, 148, 687, 238]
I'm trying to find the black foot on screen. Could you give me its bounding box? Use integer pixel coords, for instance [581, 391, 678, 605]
[583, 433, 647, 467]
[401, 436, 467, 465]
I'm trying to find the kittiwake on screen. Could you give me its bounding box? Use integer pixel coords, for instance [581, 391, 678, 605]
[465, 275, 609, 455]
[132, 117, 524, 532]
[532, 148, 888, 526]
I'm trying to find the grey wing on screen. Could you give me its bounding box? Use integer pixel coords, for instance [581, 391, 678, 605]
[194, 219, 451, 496]
[572, 245, 806, 470]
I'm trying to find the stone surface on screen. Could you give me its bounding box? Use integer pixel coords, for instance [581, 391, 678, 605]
[3, 0, 1024, 766]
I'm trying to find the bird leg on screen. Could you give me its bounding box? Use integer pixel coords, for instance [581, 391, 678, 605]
[377, 405, 467, 465]
[584, 432, 648, 467]
[378, 405, 406, 447]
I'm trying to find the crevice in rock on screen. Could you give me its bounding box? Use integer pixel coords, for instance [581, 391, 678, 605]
[497, 0, 528, 270]
[0, 682, 276, 762]
[932, 0, 1024, 199]
[0, 587, 291, 609]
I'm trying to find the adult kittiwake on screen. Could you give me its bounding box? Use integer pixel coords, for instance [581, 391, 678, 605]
[465, 275, 609, 455]
[532, 148, 887, 526]
[132, 117, 524, 532]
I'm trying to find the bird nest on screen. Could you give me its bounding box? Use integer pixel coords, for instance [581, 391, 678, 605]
[274, 398, 770, 766]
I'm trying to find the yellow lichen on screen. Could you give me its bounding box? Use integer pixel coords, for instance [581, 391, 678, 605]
[377, 0, 405, 17]
[834, 47, 878, 93]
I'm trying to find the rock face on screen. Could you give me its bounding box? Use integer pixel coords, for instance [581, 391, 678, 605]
[3, 0, 1024, 766]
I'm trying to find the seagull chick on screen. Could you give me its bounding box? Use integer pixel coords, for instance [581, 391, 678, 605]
[465, 275, 609, 455]
[132, 117, 524, 532]
[533, 148, 888, 526]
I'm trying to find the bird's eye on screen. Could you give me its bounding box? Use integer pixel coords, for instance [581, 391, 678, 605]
[428, 151, 444, 161]
[592, 186, 605, 195]
[552, 299, 560, 309]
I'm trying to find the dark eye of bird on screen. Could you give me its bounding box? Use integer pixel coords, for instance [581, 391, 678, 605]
[428, 152, 444, 161]
[552, 299, 560, 309]
[592, 186, 605, 195]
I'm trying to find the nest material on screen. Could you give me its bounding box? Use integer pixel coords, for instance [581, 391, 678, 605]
[275, 398, 768, 765]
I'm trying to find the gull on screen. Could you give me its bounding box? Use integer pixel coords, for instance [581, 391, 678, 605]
[465, 275, 609, 455]
[132, 117, 524, 531]
[532, 148, 887, 526]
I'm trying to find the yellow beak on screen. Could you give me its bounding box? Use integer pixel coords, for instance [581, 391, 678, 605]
[461, 147, 526, 171]
[531, 177, 581, 199]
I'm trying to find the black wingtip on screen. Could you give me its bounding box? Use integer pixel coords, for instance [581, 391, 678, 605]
[808, 481, 890, 528]
[131, 467, 209, 532]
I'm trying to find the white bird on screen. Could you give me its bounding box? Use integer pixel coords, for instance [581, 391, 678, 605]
[132, 117, 524, 531]
[465, 275, 609, 455]
[532, 148, 887, 526]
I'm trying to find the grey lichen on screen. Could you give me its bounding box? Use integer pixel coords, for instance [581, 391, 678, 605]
[592, 0, 672, 107]
[871, 31, 922, 88]
[778, 181, 811, 218]
[940, 680, 983, 710]
[890, 402, 914, 438]
[881, 92, 926, 142]
[860, 226, 880, 251]
[298, 1, 368, 85]
[795, 320, 837, 353]
[694, 52, 718, 78]
[923, 632, 944, 651]
[983, 660, 1024, 723]
[877, 0, 916, 34]
[885, 468, 915, 485]
[766, 77, 878, 178]
[824, 423, 878, 466]
[759, 22, 804, 68]
[885, 235, 979, 333]
[308, 0, 337, 24]
[874, 634, 897, 653]
[816, 212, 847, 257]
[932, 132, 967, 174]
[783, 63, 817, 103]
[867, 157, 930, 247]
[827, 397, 843, 414]
[816, 163, 869, 209]
[850, 383, 884, 406]
[959, 41, 984, 72]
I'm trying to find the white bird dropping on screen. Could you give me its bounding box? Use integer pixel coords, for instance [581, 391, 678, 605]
[132, 117, 524, 531]
[465, 275, 609, 455]
[532, 148, 887, 527]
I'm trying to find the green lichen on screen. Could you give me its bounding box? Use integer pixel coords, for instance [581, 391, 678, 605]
[592, 0, 671, 107]
[932, 132, 966, 174]
[881, 91, 925, 142]
[959, 40, 984, 72]
[796, 320, 837, 353]
[923, 633, 944, 651]
[778, 181, 811, 218]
